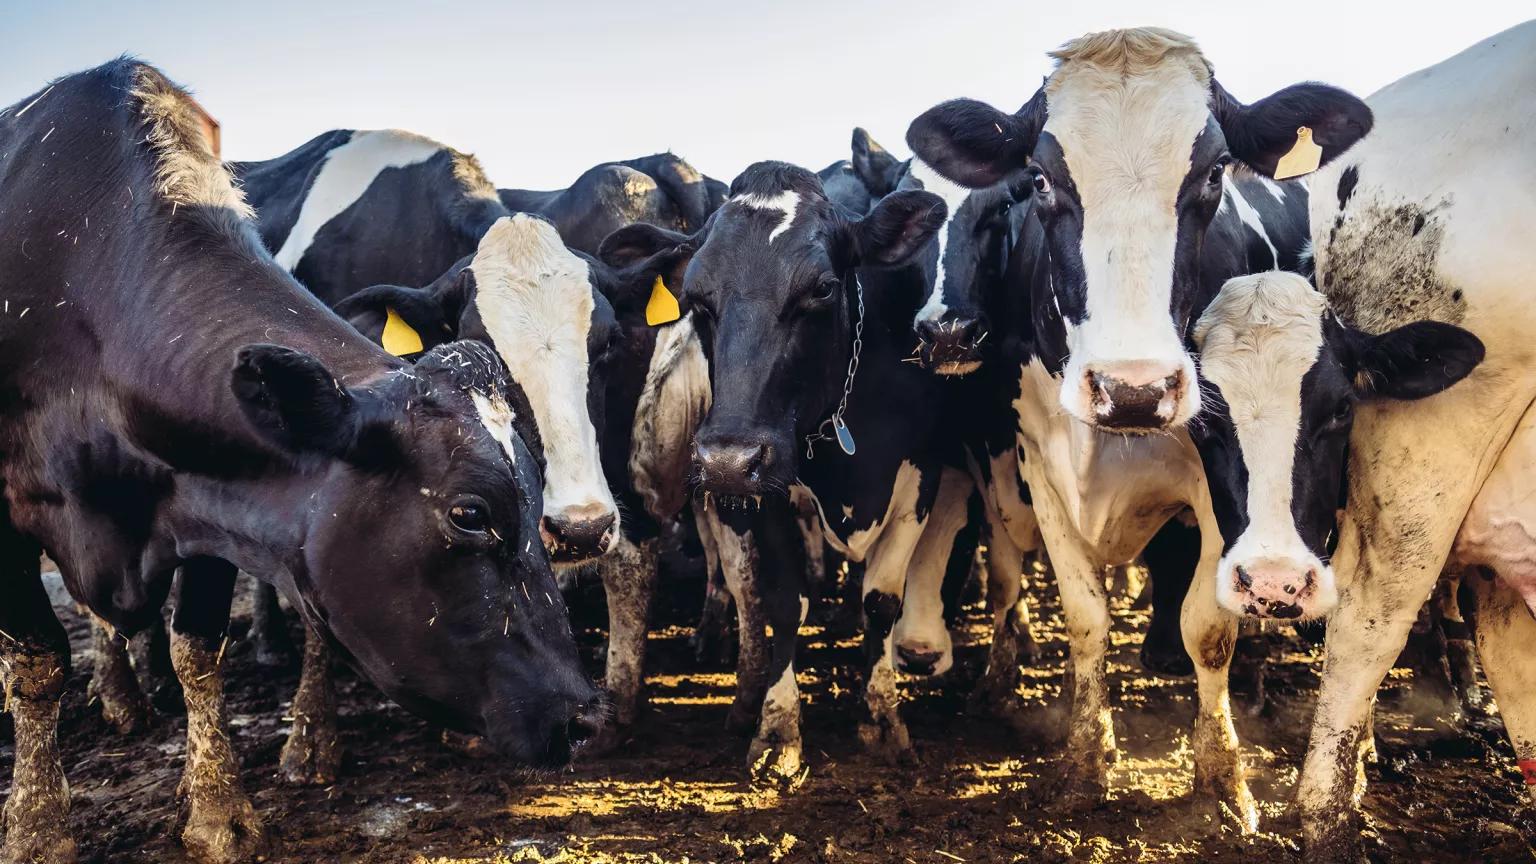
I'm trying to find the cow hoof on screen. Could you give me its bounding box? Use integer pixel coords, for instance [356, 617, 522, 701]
[748, 736, 808, 792]
[91, 683, 152, 736]
[279, 726, 340, 786]
[179, 791, 264, 864]
[856, 718, 914, 765]
[1, 808, 78, 864]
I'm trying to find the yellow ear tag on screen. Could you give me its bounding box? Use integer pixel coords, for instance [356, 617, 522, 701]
[381, 306, 424, 356]
[645, 275, 681, 326]
[1273, 126, 1323, 180]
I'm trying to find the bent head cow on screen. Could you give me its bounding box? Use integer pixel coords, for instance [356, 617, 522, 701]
[907, 27, 1372, 431]
[1191, 272, 1483, 620]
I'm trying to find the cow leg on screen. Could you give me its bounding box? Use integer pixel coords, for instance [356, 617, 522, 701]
[1182, 508, 1255, 829]
[1395, 594, 1463, 731]
[1, 532, 76, 864]
[1229, 621, 1270, 718]
[170, 558, 262, 864]
[130, 614, 182, 714]
[278, 623, 339, 785]
[248, 579, 295, 668]
[1140, 517, 1197, 678]
[971, 520, 1028, 719]
[747, 501, 810, 788]
[715, 513, 770, 735]
[856, 492, 932, 764]
[691, 506, 735, 667]
[591, 535, 659, 752]
[892, 467, 971, 678]
[1468, 571, 1536, 802]
[88, 616, 151, 734]
[1443, 576, 1484, 714]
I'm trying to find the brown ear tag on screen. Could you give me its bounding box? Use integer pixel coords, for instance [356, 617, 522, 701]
[382, 306, 424, 356]
[1273, 126, 1323, 180]
[645, 275, 681, 326]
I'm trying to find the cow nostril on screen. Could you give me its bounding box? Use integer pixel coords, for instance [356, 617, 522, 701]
[1235, 565, 1253, 589]
[1304, 568, 1318, 590]
[567, 708, 602, 749]
[743, 443, 769, 476]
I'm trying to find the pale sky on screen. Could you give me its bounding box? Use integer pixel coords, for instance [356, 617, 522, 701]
[5, 2, 1530, 188]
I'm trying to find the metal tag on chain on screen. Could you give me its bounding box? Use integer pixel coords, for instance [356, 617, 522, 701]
[833, 415, 856, 455]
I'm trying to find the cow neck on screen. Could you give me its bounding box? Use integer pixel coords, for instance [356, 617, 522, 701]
[803, 273, 864, 459]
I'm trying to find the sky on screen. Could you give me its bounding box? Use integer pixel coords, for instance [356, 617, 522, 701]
[4, 1, 1530, 189]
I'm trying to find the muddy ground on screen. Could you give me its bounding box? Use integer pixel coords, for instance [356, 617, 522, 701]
[4, 558, 1534, 864]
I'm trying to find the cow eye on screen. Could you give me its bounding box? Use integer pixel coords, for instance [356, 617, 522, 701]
[808, 276, 840, 304]
[1329, 399, 1354, 426]
[1029, 168, 1051, 195]
[448, 499, 490, 534]
[1208, 159, 1229, 186]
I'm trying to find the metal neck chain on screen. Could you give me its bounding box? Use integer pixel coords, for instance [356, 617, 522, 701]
[804, 274, 864, 459]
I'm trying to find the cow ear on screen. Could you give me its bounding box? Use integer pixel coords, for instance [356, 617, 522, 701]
[906, 91, 1045, 189]
[1352, 321, 1484, 401]
[851, 127, 902, 197]
[852, 190, 947, 268]
[333, 280, 458, 352]
[232, 345, 368, 457]
[1212, 79, 1372, 177]
[598, 223, 694, 268]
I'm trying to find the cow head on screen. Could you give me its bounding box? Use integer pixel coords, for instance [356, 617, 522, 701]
[231, 340, 603, 765]
[600, 162, 945, 500]
[907, 27, 1371, 431]
[1191, 272, 1483, 620]
[334, 215, 622, 567]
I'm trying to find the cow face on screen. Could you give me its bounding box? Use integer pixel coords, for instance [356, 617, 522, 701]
[334, 215, 622, 567]
[231, 340, 603, 766]
[1191, 273, 1483, 620]
[600, 162, 945, 499]
[907, 27, 1371, 432]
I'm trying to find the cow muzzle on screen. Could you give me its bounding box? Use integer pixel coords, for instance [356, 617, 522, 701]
[1080, 360, 1191, 432]
[1219, 555, 1337, 620]
[694, 436, 778, 500]
[540, 502, 619, 565]
[914, 315, 987, 375]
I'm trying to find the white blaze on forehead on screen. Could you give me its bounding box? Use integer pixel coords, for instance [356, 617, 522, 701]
[1193, 272, 1327, 570]
[732, 190, 800, 244]
[471, 215, 618, 531]
[471, 390, 519, 465]
[274, 130, 444, 271]
[1044, 29, 1211, 392]
[908, 158, 975, 324]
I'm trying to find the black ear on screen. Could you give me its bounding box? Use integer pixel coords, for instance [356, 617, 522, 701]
[853, 190, 947, 268]
[851, 127, 903, 197]
[598, 222, 693, 268]
[1353, 320, 1484, 401]
[1212, 80, 1372, 177]
[906, 90, 1046, 189]
[332, 282, 454, 350]
[232, 345, 365, 457]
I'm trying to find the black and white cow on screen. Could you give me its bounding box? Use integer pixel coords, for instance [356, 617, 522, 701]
[499, 152, 726, 253]
[905, 27, 1369, 822]
[603, 161, 953, 782]
[0, 60, 600, 864]
[1206, 23, 1531, 859]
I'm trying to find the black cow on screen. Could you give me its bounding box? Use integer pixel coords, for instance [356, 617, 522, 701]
[0, 60, 599, 864]
[601, 162, 952, 783]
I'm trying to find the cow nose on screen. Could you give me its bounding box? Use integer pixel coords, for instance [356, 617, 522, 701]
[539, 509, 617, 562]
[1086, 361, 1186, 431]
[694, 439, 772, 495]
[1233, 558, 1318, 619]
[895, 643, 944, 676]
[915, 316, 987, 373]
[566, 698, 605, 751]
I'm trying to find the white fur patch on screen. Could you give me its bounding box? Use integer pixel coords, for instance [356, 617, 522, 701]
[733, 190, 800, 244]
[471, 215, 618, 548]
[471, 390, 518, 465]
[630, 314, 712, 521]
[907, 158, 975, 326]
[1224, 178, 1279, 266]
[273, 130, 443, 271]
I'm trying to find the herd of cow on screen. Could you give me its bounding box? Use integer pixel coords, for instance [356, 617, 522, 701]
[1, 19, 1532, 864]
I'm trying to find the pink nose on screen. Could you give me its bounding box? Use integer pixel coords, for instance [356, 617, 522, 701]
[1234, 558, 1316, 619]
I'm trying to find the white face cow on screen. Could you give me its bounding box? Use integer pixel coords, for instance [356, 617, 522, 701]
[1190, 272, 1483, 620]
[906, 27, 1372, 433]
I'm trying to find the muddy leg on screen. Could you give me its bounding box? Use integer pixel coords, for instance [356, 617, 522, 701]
[691, 506, 736, 667]
[248, 579, 295, 669]
[278, 623, 339, 785]
[717, 512, 769, 735]
[1140, 517, 1197, 678]
[972, 521, 1028, 718]
[1396, 594, 1463, 731]
[1229, 622, 1270, 719]
[591, 536, 659, 752]
[1468, 572, 1536, 803]
[1, 531, 76, 864]
[88, 616, 151, 735]
[130, 614, 182, 714]
[747, 502, 811, 788]
[1183, 508, 1255, 830]
[170, 558, 263, 864]
[1444, 576, 1483, 713]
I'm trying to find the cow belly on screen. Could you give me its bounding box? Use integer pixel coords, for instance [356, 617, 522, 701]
[1453, 404, 1536, 617]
